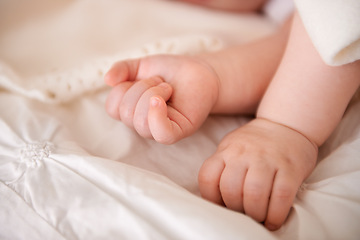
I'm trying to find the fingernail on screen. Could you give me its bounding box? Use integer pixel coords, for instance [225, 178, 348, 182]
[150, 97, 161, 107]
[158, 82, 169, 89]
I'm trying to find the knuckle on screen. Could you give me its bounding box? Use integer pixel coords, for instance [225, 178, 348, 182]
[244, 182, 266, 202]
[220, 184, 237, 197]
[119, 104, 133, 123]
[198, 168, 216, 186]
[220, 187, 242, 209]
[272, 184, 295, 200]
[133, 113, 153, 139]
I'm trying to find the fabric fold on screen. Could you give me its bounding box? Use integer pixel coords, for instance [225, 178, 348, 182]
[295, 0, 360, 66]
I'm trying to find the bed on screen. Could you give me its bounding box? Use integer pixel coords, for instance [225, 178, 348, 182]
[1, 0, 360, 239]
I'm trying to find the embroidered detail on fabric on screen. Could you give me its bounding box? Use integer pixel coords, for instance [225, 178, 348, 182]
[20, 141, 54, 168]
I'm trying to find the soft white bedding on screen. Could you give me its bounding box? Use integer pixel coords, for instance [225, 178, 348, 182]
[1, 0, 360, 239]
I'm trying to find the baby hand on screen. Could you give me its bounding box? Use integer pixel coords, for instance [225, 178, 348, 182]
[198, 118, 318, 230]
[104, 55, 220, 144]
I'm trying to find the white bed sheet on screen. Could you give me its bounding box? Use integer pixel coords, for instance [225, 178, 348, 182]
[1, 0, 360, 239]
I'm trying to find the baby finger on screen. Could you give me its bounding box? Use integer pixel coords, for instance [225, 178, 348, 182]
[265, 170, 300, 231]
[133, 82, 173, 138]
[119, 76, 163, 128]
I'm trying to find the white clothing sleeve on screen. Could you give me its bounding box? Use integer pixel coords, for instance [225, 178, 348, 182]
[295, 0, 360, 66]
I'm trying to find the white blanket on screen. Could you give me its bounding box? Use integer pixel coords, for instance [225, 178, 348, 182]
[1, 0, 360, 239]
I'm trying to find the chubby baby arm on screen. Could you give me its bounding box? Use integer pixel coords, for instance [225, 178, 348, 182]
[104, 55, 220, 144]
[199, 11, 360, 231]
